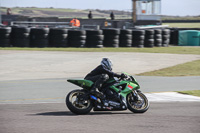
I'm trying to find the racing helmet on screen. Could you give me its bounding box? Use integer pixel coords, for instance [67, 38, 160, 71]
[101, 58, 113, 71]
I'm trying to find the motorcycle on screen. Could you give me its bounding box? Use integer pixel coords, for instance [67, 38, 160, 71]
[66, 73, 149, 115]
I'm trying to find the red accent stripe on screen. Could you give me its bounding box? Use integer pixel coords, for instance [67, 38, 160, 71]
[128, 85, 133, 90]
[128, 85, 133, 88]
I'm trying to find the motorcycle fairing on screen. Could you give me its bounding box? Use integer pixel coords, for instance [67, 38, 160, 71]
[67, 79, 93, 89]
[110, 81, 139, 97]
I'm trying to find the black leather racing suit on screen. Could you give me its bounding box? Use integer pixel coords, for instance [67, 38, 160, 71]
[84, 65, 121, 91]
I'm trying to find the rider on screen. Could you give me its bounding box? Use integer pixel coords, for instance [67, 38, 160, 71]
[84, 58, 126, 97]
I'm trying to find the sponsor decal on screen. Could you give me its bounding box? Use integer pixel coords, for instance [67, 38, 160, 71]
[127, 84, 133, 90]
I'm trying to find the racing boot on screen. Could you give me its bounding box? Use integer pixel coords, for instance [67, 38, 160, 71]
[90, 87, 104, 99]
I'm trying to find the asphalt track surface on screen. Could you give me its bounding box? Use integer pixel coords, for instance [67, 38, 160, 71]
[0, 50, 200, 133]
[1, 102, 200, 133]
[0, 76, 200, 104]
[1, 78, 200, 133]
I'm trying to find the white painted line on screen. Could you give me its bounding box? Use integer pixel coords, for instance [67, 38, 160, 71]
[145, 92, 200, 102]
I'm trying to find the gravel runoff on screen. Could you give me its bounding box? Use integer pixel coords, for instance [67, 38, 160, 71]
[0, 50, 200, 81]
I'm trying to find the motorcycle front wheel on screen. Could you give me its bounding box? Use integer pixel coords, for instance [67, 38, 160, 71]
[66, 89, 93, 115]
[127, 91, 149, 113]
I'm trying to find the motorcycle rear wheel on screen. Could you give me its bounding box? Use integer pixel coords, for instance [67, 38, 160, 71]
[127, 91, 149, 113]
[66, 89, 93, 115]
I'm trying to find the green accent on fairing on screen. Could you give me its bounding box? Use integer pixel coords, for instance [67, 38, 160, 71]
[122, 82, 139, 97]
[122, 72, 140, 88]
[110, 80, 139, 98]
[67, 79, 94, 89]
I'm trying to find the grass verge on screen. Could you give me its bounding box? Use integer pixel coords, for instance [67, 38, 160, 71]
[137, 60, 200, 76]
[177, 90, 200, 97]
[163, 23, 200, 28]
[0, 47, 200, 55]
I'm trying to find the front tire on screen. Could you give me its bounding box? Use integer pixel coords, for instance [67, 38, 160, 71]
[66, 89, 93, 115]
[127, 91, 149, 113]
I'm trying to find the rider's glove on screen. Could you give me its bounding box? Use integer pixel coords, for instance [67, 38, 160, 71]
[121, 73, 127, 79]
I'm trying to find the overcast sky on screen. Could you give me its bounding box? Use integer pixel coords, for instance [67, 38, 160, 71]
[0, 0, 200, 16]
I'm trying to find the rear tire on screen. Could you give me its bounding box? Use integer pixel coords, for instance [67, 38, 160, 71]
[127, 91, 149, 113]
[66, 90, 93, 115]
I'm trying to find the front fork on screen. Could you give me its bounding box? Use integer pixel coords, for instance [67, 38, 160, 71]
[131, 90, 142, 101]
[118, 90, 140, 108]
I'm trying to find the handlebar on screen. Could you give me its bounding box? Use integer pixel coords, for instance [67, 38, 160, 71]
[117, 74, 131, 81]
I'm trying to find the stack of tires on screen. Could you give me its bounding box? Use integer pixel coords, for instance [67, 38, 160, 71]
[132, 30, 145, 48]
[85, 30, 104, 48]
[0, 27, 11, 47]
[119, 29, 132, 47]
[30, 28, 49, 47]
[144, 29, 155, 47]
[68, 30, 86, 47]
[103, 29, 120, 47]
[162, 29, 170, 47]
[154, 29, 162, 47]
[49, 28, 68, 47]
[170, 28, 179, 45]
[11, 27, 30, 47]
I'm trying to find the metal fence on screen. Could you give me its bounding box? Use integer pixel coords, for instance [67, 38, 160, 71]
[10, 21, 71, 28]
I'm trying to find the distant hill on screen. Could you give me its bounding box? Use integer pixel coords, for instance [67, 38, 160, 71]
[0, 7, 132, 19]
[1, 7, 199, 20]
[161, 15, 200, 20]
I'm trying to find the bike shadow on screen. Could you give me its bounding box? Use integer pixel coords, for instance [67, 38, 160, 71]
[35, 111, 133, 116]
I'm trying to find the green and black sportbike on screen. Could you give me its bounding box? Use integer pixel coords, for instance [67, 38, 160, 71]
[66, 73, 149, 115]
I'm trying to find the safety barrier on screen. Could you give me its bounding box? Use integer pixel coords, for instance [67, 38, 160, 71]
[0, 27, 175, 48]
[10, 21, 71, 28]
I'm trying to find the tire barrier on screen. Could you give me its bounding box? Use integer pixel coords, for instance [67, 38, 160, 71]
[132, 30, 145, 48]
[68, 30, 86, 47]
[85, 30, 104, 48]
[144, 29, 155, 48]
[0, 27, 11, 47]
[169, 28, 176, 45]
[119, 29, 132, 47]
[30, 28, 49, 47]
[172, 29, 179, 45]
[154, 29, 162, 47]
[103, 29, 120, 47]
[162, 29, 170, 47]
[3, 26, 195, 48]
[49, 28, 68, 47]
[11, 27, 30, 47]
